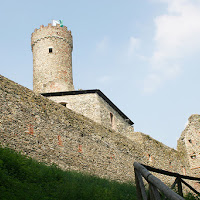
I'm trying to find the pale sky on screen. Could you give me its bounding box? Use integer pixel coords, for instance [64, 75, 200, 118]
[1, 0, 200, 149]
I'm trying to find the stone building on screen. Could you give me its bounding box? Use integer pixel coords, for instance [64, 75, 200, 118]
[31, 22, 134, 135]
[31, 23, 74, 93]
[1, 21, 200, 190]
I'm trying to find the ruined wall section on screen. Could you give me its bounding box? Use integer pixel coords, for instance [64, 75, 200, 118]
[128, 132, 188, 184]
[0, 74, 187, 185]
[31, 23, 74, 93]
[177, 115, 200, 177]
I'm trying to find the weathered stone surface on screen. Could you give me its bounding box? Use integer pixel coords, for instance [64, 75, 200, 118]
[177, 114, 200, 176]
[31, 24, 74, 93]
[0, 74, 187, 186]
[48, 93, 134, 137]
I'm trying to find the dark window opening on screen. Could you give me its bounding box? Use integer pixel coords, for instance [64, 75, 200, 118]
[110, 113, 114, 128]
[49, 48, 53, 53]
[59, 102, 67, 107]
[188, 139, 192, 143]
[147, 154, 153, 162]
[191, 152, 196, 159]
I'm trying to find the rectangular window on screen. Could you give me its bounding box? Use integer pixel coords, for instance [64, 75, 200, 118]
[49, 48, 53, 53]
[110, 113, 114, 128]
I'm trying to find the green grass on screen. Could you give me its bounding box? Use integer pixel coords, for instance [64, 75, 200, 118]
[184, 193, 199, 200]
[0, 147, 137, 200]
[0, 147, 198, 200]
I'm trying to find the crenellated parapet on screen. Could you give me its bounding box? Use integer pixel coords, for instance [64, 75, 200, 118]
[31, 23, 73, 51]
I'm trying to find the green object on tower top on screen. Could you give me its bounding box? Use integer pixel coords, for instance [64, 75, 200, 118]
[59, 20, 63, 27]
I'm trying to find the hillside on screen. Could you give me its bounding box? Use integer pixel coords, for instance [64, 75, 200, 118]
[0, 147, 198, 200]
[0, 147, 137, 200]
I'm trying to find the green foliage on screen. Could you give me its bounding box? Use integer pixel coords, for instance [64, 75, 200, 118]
[0, 147, 137, 200]
[184, 193, 199, 200]
[0, 147, 197, 200]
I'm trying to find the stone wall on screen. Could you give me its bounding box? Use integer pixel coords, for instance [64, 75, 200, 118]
[48, 92, 134, 137]
[0, 74, 189, 185]
[48, 93, 102, 125]
[177, 114, 200, 177]
[96, 94, 134, 137]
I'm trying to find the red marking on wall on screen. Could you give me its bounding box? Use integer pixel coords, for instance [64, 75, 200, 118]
[58, 135, 63, 146]
[25, 124, 34, 135]
[110, 154, 115, 159]
[58, 70, 68, 76]
[182, 167, 186, 175]
[146, 153, 154, 162]
[194, 182, 200, 191]
[50, 82, 61, 91]
[191, 166, 200, 170]
[78, 144, 82, 153]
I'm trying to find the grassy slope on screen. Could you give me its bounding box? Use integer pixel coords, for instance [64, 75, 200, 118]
[0, 147, 197, 200]
[0, 147, 137, 200]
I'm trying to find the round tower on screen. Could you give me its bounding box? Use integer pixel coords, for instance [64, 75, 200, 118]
[31, 23, 74, 94]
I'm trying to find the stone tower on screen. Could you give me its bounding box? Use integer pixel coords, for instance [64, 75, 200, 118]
[31, 23, 74, 94]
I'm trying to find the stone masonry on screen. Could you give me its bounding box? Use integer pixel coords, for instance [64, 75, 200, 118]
[32, 23, 134, 136]
[177, 114, 200, 177]
[31, 23, 74, 93]
[46, 91, 134, 137]
[1, 21, 200, 191]
[0, 74, 187, 185]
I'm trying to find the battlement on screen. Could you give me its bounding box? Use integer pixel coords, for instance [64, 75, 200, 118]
[31, 23, 73, 50]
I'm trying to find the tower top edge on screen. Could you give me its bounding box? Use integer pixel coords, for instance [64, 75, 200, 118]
[31, 23, 73, 47]
[31, 23, 71, 36]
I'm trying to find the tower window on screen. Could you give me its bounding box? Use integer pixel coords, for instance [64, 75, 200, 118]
[49, 48, 53, 53]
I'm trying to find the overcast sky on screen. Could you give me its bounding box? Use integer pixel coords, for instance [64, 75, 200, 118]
[1, 0, 200, 149]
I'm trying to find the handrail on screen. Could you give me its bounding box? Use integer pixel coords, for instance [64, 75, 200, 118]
[134, 162, 184, 200]
[141, 163, 200, 181]
[141, 163, 200, 196]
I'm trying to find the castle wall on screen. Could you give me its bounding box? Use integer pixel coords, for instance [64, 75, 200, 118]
[47, 93, 134, 136]
[96, 94, 135, 136]
[0, 74, 187, 185]
[47, 93, 102, 124]
[31, 24, 74, 93]
[177, 115, 200, 177]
